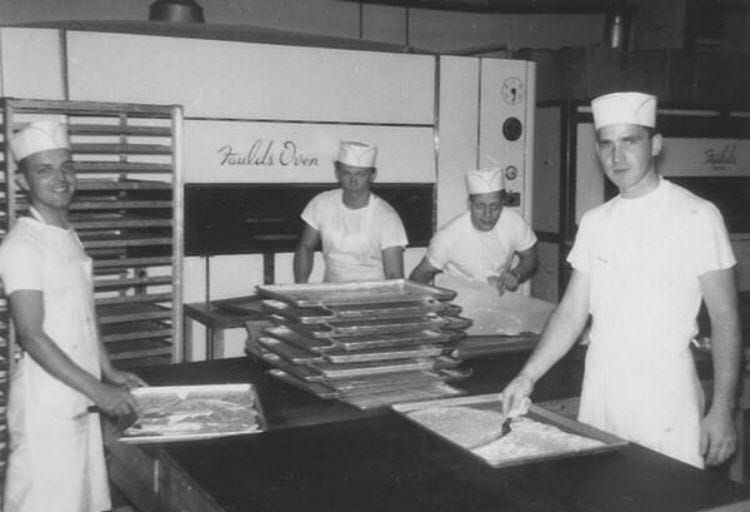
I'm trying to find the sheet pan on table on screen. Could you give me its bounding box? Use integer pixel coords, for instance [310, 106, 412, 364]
[118, 383, 265, 444]
[392, 393, 627, 468]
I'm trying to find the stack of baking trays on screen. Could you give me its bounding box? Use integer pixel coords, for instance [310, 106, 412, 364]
[245, 279, 472, 409]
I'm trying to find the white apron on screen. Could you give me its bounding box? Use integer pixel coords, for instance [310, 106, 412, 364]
[4, 210, 111, 512]
[577, 195, 704, 468]
[322, 199, 384, 283]
[442, 223, 514, 284]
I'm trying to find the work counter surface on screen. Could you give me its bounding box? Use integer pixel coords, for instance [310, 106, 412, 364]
[112, 351, 750, 512]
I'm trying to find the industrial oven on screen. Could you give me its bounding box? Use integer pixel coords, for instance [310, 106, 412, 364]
[532, 101, 750, 302]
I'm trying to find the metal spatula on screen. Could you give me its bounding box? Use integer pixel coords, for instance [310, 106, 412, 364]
[469, 417, 512, 450]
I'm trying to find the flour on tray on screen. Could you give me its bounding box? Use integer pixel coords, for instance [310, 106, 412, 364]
[407, 405, 604, 464]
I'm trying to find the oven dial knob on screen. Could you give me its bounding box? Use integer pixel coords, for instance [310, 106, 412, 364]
[502, 117, 523, 141]
[504, 165, 518, 181]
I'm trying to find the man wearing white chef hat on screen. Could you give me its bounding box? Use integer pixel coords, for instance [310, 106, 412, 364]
[409, 166, 537, 295]
[0, 120, 144, 511]
[503, 91, 740, 470]
[294, 140, 408, 283]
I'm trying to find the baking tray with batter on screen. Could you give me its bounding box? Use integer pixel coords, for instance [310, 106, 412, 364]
[119, 384, 265, 444]
[392, 393, 627, 468]
[257, 279, 456, 308]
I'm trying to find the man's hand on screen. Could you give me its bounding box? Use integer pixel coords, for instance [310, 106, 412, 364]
[92, 382, 139, 417]
[488, 269, 520, 295]
[501, 373, 534, 416]
[105, 368, 147, 390]
[700, 405, 737, 466]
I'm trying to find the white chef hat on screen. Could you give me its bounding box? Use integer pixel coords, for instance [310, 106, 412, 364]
[336, 141, 377, 168]
[466, 167, 504, 195]
[10, 120, 70, 161]
[591, 92, 657, 130]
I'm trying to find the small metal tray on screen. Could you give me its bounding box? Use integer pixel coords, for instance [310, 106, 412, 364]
[262, 299, 461, 324]
[118, 383, 265, 444]
[257, 279, 456, 308]
[392, 393, 627, 468]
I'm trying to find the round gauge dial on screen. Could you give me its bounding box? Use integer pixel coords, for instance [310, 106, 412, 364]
[501, 77, 524, 105]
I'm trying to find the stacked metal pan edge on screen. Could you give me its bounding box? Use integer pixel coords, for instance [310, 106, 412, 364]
[246, 279, 472, 409]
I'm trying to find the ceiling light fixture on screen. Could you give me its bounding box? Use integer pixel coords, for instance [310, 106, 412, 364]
[149, 0, 205, 23]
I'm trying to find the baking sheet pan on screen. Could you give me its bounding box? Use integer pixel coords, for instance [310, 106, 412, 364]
[262, 299, 461, 323]
[258, 336, 323, 364]
[329, 329, 455, 351]
[262, 325, 335, 353]
[274, 315, 449, 339]
[257, 279, 456, 307]
[392, 393, 627, 468]
[246, 341, 325, 382]
[308, 358, 436, 378]
[266, 369, 338, 399]
[324, 370, 446, 391]
[118, 384, 265, 444]
[322, 344, 443, 363]
[341, 381, 463, 410]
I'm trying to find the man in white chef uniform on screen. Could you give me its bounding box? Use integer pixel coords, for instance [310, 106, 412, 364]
[502, 92, 740, 468]
[409, 167, 538, 294]
[0, 121, 144, 512]
[294, 140, 408, 283]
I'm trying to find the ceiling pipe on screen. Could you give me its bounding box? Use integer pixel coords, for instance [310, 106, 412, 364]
[336, 0, 621, 14]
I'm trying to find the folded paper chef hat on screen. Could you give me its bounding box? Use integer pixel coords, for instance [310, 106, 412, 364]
[591, 92, 657, 130]
[336, 141, 377, 168]
[466, 167, 504, 195]
[11, 120, 70, 161]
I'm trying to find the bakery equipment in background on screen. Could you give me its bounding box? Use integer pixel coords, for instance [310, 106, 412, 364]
[245, 279, 472, 409]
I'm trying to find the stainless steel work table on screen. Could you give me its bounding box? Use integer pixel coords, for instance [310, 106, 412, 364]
[107, 351, 750, 512]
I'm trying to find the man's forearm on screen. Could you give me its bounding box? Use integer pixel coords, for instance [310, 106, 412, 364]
[512, 251, 538, 283]
[519, 306, 584, 383]
[709, 320, 741, 412]
[293, 246, 314, 283]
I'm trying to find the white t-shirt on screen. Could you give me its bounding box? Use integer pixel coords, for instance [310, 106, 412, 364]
[426, 209, 537, 282]
[301, 189, 408, 282]
[568, 177, 736, 355]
